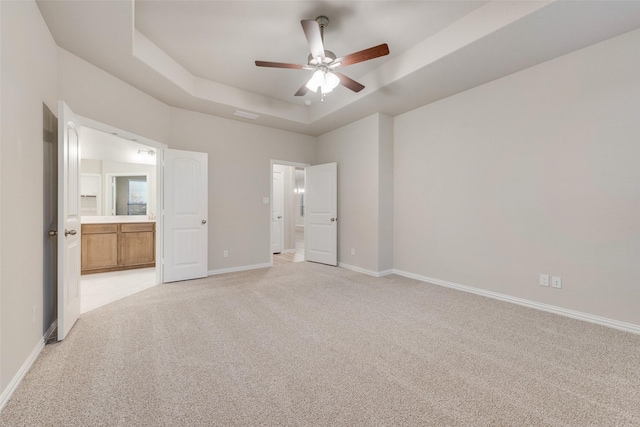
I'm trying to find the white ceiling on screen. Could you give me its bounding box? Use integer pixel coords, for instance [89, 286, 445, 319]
[36, 0, 640, 136]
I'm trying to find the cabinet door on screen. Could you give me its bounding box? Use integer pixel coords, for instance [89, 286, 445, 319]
[81, 224, 118, 271]
[119, 223, 155, 267]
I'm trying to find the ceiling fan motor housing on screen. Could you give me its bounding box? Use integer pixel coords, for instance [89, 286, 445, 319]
[316, 16, 329, 29]
[308, 50, 336, 66]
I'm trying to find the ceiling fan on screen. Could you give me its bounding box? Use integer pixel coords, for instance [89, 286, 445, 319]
[255, 16, 389, 98]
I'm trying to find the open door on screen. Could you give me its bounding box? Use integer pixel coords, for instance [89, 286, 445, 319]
[163, 149, 208, 282]
[57, 101, 81, 340]
[272, 168, 284, 254]
[304, 163, 337, 266]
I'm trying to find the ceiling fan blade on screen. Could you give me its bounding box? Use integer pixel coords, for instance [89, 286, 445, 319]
[294, 82, 309, 97]
[255, 61, 305, 69]
[334, 43, 389, 67]
[301, 20, 325, 60]
[334, 72, 365, 93]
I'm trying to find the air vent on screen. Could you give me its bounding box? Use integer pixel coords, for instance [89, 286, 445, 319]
[233, 110, 259, 120]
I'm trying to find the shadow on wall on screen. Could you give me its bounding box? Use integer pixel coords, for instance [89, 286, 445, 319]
[42, 103, 58, 336]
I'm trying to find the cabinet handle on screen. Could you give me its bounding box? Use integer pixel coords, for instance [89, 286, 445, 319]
[65, 229, 77, 236]
[202, 220, 207, 224]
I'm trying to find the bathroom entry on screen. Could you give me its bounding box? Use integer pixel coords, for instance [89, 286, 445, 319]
[79, 127, 159, 314]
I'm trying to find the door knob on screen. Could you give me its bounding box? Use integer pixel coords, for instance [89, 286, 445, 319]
[64, 229, 77, 236]
[277, 216, 282, 219]
[202, 220, 207, 224]
[330, 218, 336, 222]
[48, 230, 58, 236]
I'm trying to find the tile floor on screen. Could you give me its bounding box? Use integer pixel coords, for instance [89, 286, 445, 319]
[81, 267, 157, 314]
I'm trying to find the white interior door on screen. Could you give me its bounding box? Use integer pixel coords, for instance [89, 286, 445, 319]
[163, 149, 208, 282]
[57, 101, 81, 340]
[304, 162, 337, 266]
[272, 169, 284, 254]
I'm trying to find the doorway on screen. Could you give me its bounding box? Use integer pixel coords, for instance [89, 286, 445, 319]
[78, 126, 161, 313]
[271, 161, 308, 265]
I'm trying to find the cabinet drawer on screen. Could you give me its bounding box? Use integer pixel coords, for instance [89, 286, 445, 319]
[120, 222, 155, 233]
[82, 224, 118, 234]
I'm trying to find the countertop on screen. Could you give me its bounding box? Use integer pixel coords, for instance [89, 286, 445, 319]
[81, 216, 156, 224]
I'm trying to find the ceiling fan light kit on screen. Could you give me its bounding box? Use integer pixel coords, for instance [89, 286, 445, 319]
[306, 68, 340, 94]
[255, 15, 389, 100]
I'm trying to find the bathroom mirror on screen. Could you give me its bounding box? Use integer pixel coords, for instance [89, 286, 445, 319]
[114, 176, 147, 215]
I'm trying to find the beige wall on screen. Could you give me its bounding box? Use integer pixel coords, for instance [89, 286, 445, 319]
[0, 0, 58, 392]
[394, 28, 640, 326]
[378, 114, 394, 272]
[317, 113, 392, 273]
[168, 108, 316, 272]
[58, 48, 171, 144]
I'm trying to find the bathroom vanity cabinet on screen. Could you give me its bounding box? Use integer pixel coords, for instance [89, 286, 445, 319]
[81, 221, 155, 274]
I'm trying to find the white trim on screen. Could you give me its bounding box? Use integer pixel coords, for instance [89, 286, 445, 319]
[44, 320, 58, 342]
[393, 269, 640, 336]
[339, 263, 394, 278]
[0, 337, 45, 411]
[282, 249, 297, 254]
[208, 262, 272, 276]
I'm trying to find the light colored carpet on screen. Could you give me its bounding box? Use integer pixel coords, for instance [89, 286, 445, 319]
[1, 262, 639, 426]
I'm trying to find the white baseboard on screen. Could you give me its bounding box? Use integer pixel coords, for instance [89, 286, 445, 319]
[393, 269, 640, 335]
[208, 262, 272, 276]
[0, 336, 45, 411]
[339, 263, 394, 278]
[282, 249, 297, 254]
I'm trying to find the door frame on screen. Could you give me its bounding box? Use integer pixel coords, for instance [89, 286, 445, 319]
[70, 115, 167, 285]
[269, 160, 309, 266]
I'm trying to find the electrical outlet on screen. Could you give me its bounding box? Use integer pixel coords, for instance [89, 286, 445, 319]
[350, 248, 355, 256]
[223, 250, 228, 258]
[539, 274, 549, 287]
[552, 276, 562, 289]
